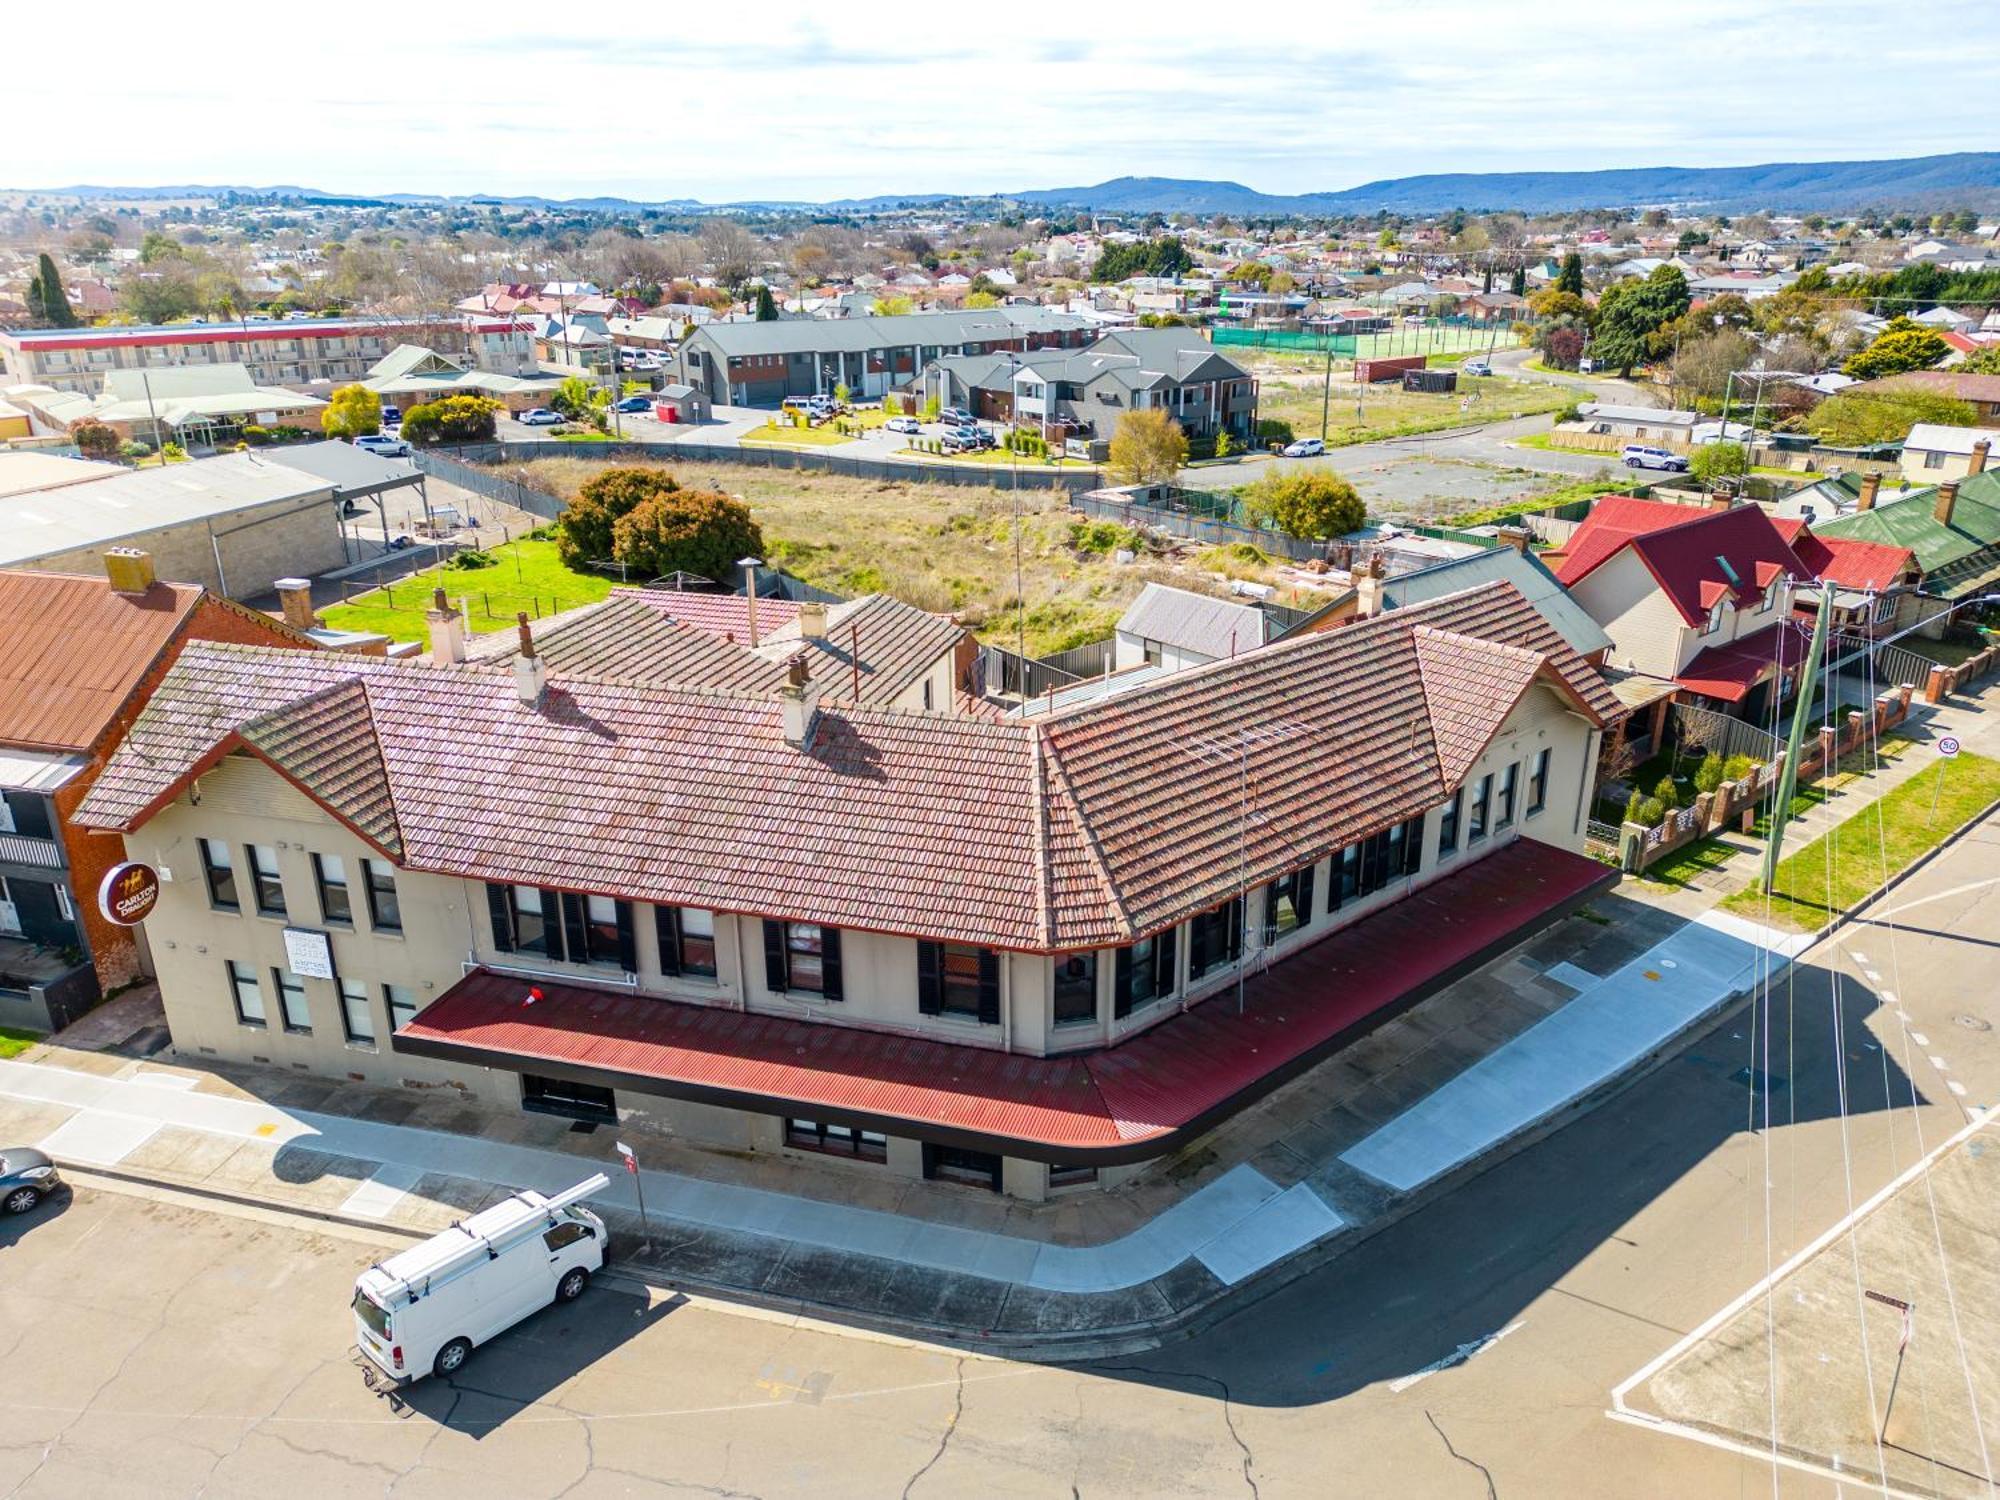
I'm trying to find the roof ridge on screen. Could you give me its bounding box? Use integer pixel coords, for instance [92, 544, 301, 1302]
[1028, 735, 1054, 949]
[1034, 723, 1136, 938]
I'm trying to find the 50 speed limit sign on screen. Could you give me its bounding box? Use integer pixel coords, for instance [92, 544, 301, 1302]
[1939, 735, 1961, 759]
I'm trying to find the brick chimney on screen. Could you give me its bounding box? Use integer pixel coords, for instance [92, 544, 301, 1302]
[102, 547, 156, 595]
[1971, 439, 1992, 477]
[779, 654, 821, 747]
[797, 600, 829, 639]
[512, 611, 546, 704]
[1706, 489, 1733, 513]
[1496, 525, 1531, 555]
[1354, 554, 1387, 618]
[1857, 472, 1881, 511]
[273, 577, 318, 633]
[1935, 479, 1961, 528]
[426, 587, 466, 665]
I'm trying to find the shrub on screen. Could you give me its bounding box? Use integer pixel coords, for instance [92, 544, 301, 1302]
[559, 467, 681, 568]
[1554, 402, 1584, 425]
[1214, 429, 1235, 459]
[1723, 753, 1756, 783]
[1254, 418, 1295, 445]
[402, 395, 500, 447]
[1694, 754, 1726, 794]
[120, 440, 153, 460]
[241, 424, 272, 446]
[1689, 441, 1749, 486]
[1107, 409, 1189, 485]
[1242, 467, 1366, 540]
[446, 548, 496, 571]
[611, 486, 765, 582]
[322, 383, 381, 440]
[1636, 795, 1667, 827]
[1068, 519, 1139, 555]
[69, 419, 121, 461]
[1652, 774, 1680, 808]
[161, 442, 186, 462]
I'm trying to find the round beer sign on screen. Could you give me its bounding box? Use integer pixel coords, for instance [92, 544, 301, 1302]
[98, 861, 161, 926]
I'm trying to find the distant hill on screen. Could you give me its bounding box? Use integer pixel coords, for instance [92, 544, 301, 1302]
[19, 152, 2000, 217]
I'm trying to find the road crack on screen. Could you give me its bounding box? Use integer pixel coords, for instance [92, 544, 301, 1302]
[1094, 1364, 1258, 1498]
[1424, 1409, 1498, 1499]
[899, 1356, 964, 1500]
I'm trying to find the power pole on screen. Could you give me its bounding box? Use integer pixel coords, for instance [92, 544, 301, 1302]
[1760, 596, 1834, 893]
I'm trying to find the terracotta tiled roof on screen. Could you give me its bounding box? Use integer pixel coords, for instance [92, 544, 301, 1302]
[0, 572, 205, 753]
[759, 594, 967, 707]
[1557, 497, 1812, 625]
[75, 581, 1612, 951]
[466, 594, 791, 695]
[612, 587, 801, 642]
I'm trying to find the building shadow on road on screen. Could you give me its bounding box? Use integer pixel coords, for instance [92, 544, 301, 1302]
[1076, 960, 1928, 1408]
[364, 1284, 688, 1435]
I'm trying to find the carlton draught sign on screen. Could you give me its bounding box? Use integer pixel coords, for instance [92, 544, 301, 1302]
[98, 862, 162, 926]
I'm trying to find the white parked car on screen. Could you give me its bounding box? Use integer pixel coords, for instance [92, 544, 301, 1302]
[1463, 357, 1492, 376]
[353, 1176, 608, 1384]
[1621, 444, 1689, 472]
[353, 433, 411, 458]
[518, 408, 563, 426]
[885, 415, 922, 435]
[1282, 437, 1325, 458]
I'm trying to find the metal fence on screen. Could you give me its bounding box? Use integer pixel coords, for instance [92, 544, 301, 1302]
[1037, 638, 1115, 679]
[978, 644, 1084, 701]
[1667, 702, 1783, 765]
[1826, 631, 1941, 694]
[1070, 491, 1327, 563]
[423, 440, 1106, 495]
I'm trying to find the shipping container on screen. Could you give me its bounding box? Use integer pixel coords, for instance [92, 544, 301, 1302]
[1354, 354, 1428, 383]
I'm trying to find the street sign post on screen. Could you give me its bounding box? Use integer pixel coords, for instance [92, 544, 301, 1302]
[1866, 1289, 1915, 1441]
[1931, 736, 1960, 822]
[615, 1141, 650, 1250]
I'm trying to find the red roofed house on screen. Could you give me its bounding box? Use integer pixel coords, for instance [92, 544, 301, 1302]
[1550, 495, 1912, 722]
[0, 551, 315, 1031]
[73, 580, 1620, 1199]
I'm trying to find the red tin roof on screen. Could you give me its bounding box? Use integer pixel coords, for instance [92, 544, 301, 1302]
[1673, 620, 1810, 703]
[394, 839, 1615, 1162]
[1557, 496, 1814, 626]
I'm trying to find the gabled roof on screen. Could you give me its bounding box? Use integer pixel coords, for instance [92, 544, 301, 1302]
[1115, 583, 1272, 661]
[1770, 518, 1915, 593]
[75, 581, 1612, 953]
[466, 594, 790, 695]
[759, 594, 967, 707]
[613, 587, 802, 641]
[1811, 471, 2000, 596]
[1555, 497, 1811, 625]
[1378, 546, 1611, 658]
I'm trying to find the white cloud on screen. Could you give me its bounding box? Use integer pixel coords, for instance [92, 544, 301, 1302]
[15, 0, 2000, 201]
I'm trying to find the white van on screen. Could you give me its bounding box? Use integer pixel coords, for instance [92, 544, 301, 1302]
[1621, 443, 1690, 473]
[353, 1175, 609, 1384]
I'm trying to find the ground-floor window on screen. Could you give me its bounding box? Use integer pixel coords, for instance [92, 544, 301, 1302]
[923, 1143, 1002, 1191]
[785, 1118, 888, 1162]
[1048, 1163, 1098, 1189]
[521, 1073, 617, 1124]
[1188, 897, 1244, 980]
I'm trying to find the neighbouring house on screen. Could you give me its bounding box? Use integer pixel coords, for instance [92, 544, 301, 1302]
[672, 307, 1092, 408]
[0, 553, 317, 1027]
[1549, 495, 1908, 721]
[1858, 371, 2000, 424]
[1112, 583, 1280, 672]
[0, 316, 537, 396]
[1373, 539, 1613, 661]
[918, 328, 1259, 443]
[360, 345, 565, 416]
[75, 580, 1618, 1200]
[1811, 466, 2000, 634]
[0, 452, 124, 499]
[1898, 425, 2000, 483]
[8, 363, 326, 448]
[0, 450, 349, 598]
[1569, 404, 1701, 447]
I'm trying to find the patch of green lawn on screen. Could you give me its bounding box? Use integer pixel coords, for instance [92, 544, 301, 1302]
[739, 421, 854, 448]
[318, 537, 614, 645]
[0, 1026, 43, 1059]
[1720, 750, 2000, 930]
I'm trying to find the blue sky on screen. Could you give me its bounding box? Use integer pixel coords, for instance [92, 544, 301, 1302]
[20, 1, 2000, 202]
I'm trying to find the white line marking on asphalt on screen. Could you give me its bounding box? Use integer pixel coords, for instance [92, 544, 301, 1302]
[337, 1163, 424, 1219]
[1882, 990, 1898, 1005]
[1909, 1031, 1931, 1046]
[1387, 1321, 1524, 1393]
[1868, 875, 2000, 922]
[1930, 1055, 1949, 1072]
[1862, 969, 1883, 984]
[1605, 1411, 1936, 1500]
[1851, 950, 1870, 964]
[1949, 1081, 1970, 1097]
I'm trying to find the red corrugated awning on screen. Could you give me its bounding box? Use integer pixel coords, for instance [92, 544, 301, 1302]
[1674, 622, 1809, 704]
[395, 839, 1617, 1164]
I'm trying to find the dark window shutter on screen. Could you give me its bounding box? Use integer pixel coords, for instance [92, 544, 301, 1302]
[820, 927, 844, 1001]
[615, 902, 636, 972]
[977, 949, 1000, 1025]
[1405, 816, 1425, 875]
[1113, 947, 1134, 1019]
[1299, 865, 1316, 924]
[763, 920, 787, 993]
[654, 906, 682, 977]
[1189, 913, 1210, 977]
[485, 883, 514, 953]
[1156, 926, 1178, 994]
[558, 892, 586, 965]
[917, 941, 942, 1015]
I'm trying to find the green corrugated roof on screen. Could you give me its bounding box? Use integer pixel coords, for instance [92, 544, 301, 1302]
[1811, 471, 2000, 597]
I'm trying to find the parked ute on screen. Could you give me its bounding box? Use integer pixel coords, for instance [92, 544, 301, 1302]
[1282, 437, 1325, 458]
[354, 433, 411, 458]
[1621, 444, 1689, 472]
[354, 1175, 608, 1384]
[518, 408, 562, 426]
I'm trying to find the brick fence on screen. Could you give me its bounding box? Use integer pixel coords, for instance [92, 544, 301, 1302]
[1922, 641, 2000, 703]
[1619, 683, 1917, 874]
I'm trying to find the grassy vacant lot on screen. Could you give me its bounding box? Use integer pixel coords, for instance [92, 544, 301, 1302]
[454, 456, 1327, 657]
[318, 537, 616, 642]
[1245, 361, 1570, 448]
[1720, 749, 2000, 930]
[0, 1026, 42, 1059]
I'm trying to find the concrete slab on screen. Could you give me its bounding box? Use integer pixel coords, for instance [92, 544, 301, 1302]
[36, 1110, 158, 1165]
[337, 1162, 425, 1219]
[1193, 1183, 1347, 1285]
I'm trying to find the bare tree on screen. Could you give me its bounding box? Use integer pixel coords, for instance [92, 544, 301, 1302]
[699, 218, 759, 287]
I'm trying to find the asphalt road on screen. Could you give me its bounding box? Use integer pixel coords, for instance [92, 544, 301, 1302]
[6, 820, 1995, 1498]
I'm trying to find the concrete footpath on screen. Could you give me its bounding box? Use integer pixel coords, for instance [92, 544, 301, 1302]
[0, 896, 1816, 1357]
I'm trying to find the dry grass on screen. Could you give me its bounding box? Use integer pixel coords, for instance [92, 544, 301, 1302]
[502, 457, 1331, 657]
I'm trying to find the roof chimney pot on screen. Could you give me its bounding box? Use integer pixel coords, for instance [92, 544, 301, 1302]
[273, 577, 317, 633]
[103, 547, 156, 595]
[779, 654, 820, 747]
[513, 611, 546, 704]
[1354, 553, 1388, 618]
[1936, 479, 1961, 529]
[1858, 472, 1881, 510]
[1971, 439, 1992, 477]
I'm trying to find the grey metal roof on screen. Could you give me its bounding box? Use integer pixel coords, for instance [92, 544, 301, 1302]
[1578, 404, 1698, 428]
[685, 307, 1089, 359]
[270, 440, 424, 500]
[1115, 583, 1273, 662]
[1379, 547, 1612, 658]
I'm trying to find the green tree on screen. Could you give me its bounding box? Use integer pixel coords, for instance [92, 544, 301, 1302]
[1528, 288, 1591, 325]
[874, 293, 914, 316]
[1805, 389, 1976, 446]
[1243, 467, 1366, 540]
[964, 290, 1000, 308]
[1509, 265, 1527, 297]
[754, 285, 779, 321]
[139, 231, 184, 264]
[1556, 252, 1584, 296]
[321, 384, 382, 440]
[552, 375, 604, 425]
[610, 486, 764, 582]
[1107, 409, 1188, 485]
[29, 253, 77, 327]
[400, 395, 499, 447]
[1844, 321, 1953, 379]
[1958, 345, 2000, 376]
[1590, 265, 1690, 376]
[558, 467, 682, 568]
[68, 419, 121, 461]
[1689, 441, 1749, 486]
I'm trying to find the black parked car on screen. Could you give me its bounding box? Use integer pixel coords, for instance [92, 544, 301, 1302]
[1, 1148, 63, 1214]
